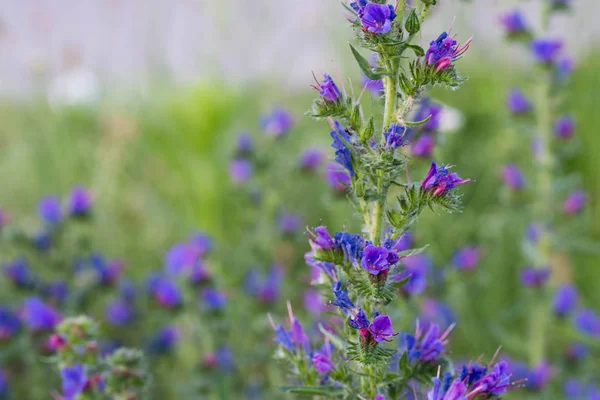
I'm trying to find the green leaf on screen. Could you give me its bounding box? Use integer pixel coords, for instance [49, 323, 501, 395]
[398, 351, 410, 374]
[397, 245, 429, 259]
[349, 44, 384, 80]
[403, 43, 425, 57]
[403, 114, 432, 127]
[280, 386, 345, 396]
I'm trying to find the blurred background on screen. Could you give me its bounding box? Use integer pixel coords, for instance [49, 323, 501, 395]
[0, 0, 599, 398]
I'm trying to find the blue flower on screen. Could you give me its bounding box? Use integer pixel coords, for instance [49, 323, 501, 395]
[331, 281, 355, 315]
[507, 88, 532, 114]
[201, 288, 227, 310]
[552, 284, 577, 317]
[261, 108, 294, 138]
[298, 148, 324, 171]
[67, 186, 92, 217]
[383, 124, 407, 149]
[4, 257, 34, 288]
[499, 10, 528, 34]
[574, 309, 600, 337]
[150, 277, 182, 309]
[0, 307, 21, 340]
[520, 267, 551, 288]
[334, 232, 364, 264]
[501, 164, 525, 190]
[229, 159, 253, 184]
[273, 324, 293, 351]
[348, 308, 370, 330]
[360, 2, 397, 34]
[452, 246, 480, 271]
[425, 32, 472, 72]
[421, 162, 470, 196]
[38, 196, 62, 225]
[22, 297, 62, 332]
[317, 74, 341, 102]
[532, 38, 563, 64]
[61, 364, 87, 400]
[399, 322, 449, 362]
[361, 244, 390, 275]
[105, 299, 135, 326]
[554, 115, 575, 139]
[148, 325, 180, 354]
[330, 121, 355, 176]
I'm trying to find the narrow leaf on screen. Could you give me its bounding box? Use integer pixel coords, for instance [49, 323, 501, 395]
[349, 44, 383, 80]
[280, 386, 345, 396]
[403, 114, 432, 127]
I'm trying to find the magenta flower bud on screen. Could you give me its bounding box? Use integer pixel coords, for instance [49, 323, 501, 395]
[501, 164, 525, 190]
[368, 315, 396, 342]
[48, 333, 66, 351]
[554, 115, 575, 139]
[421, 161, 470, 196]
[425, 32, 472, 72]
[563, 190, 587, 214]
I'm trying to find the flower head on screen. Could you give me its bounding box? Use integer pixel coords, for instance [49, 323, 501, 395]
[38, 196, 62, 225]
[361, 244, 390, 275]
[0, 307, 21, 340]
[202, 288, 227, 310]
[330, 120, 355, 176]
[229, 159, 253, 184]
[368, 315, 397, 342]
[332, 281, 356, 315]
[563, 189, 587, 214]
[507, 88, 532, 114]
[4, 257, 34, 288]
[261, 108, 294, 138]
[383, 124, 407, 149]
[105, 299, 134, 326]
[400, 321, 451, 362]
[235, 132, 253, 156]
[67, 186, 93, 217]
[359, 2, 397, 34]
[21, 297, 62, 332]
[520, 267, 551, 288]
[61, 364, 87, 400]
[278, 212, 301, 234]
[150, 277, 182, 309]
[298, 148, 324, 171]
[421, 162, 471, 196]
[552, 284, 578, 317]
[574, 309, 600, 337]
[396, 254, 430, 295]
[554, 115, 575, 139]
[532, 39, 563, 64]
[316, 74, 341, 102]
[308, 226, 336, 250]
[334, 232, 365, 264]
[325, 162, 351, 192]
[411, 133, 435, 158]
[312, 344, 335, 374]
[499, 10, 528, 34]
[452, 246, 480, 271]
[425, 31, 472, 72]
[501, 164, 525, 190]
[148, 325, 180, 354]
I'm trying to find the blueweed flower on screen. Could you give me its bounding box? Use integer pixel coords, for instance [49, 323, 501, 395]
[303, 290, 329, 314]
[61, 364, 87, 400]
[563, 189, 587, 214]
[362, 53, 384, 94]
[105, 299, 135, 326]
[383, 124, 407, 149]
[21, 297, 62, 332]
[554, 115, 575, 139]
[348, 308, 370, 330]
[201, 288, 227, 310]
[523, 361, 553, 391]
[355, 2, 397, 34]
[574, 309, 600, 337]
[400, 321, 452, 362]
[325, 161, 351, 192]
[33, 230, 52, 252]
[261, 108, 294, 138]
[499, 10, 528, 35]
[384, 231, 413, 253]
[287, 302, 309, 349]
[312, 343, 335, 373]
[38, 196, 62, 225]
[277, 212, 301, 234]
[564, 342, 588, 362]
[330, 120, 355, 176]
[245, 267, 283, 303]
[463, 361, 517, 397]
[67, 186, 92, 217]
[332, 281, 356, 315]
[525, 223, 544, 243]
[501, 164, 525, 190]
[189, 232, 212, 255]
[189, 261, 211, 285]
[4, 257, 33, 288]
[315, 74, 342, 102]
[46, 280, 69, 305]
[396, 254, 430, 295]
[414, 99, 443, 132]
[552, 284, 577, 317]
[520, 267, 551, 288]
[556, 57, 574, 79]
[0, 307, 21, 340]
[428, 374, 467, 400]
[235, 132, 253, 156]
[361, 244, 390, 275]
[425, 31, 472, 72]
[420, 299, 455, 329]
[334, 232, 365, 264]
[273, 324, 294, 351]
[507, 88, 532, 114]
[451, 246, 480, 271]
[298, 147, 324, 171]
[215, 346, 234, 372]
[368, 315, 396, 342]
[148, 325, 180, 354]
[150, 276, 182, 309]
[96, 258, 123, 286]
[421, 162, 471, 196]
[308, 226, 336, 250]
[531, 38, 563, 64]
[229, 159, 253, 184]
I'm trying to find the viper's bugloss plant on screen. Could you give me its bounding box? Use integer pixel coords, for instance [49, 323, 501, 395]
[498, 0, 598, 397]
[270, 2, 520, 398]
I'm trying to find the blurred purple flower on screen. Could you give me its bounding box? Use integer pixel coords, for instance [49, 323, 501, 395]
[38, 196, 62, 225]
[277, 212, 301, 234]
[532, 39, 563, 64]
[229, 159, 253, 184]
[520, 267, 551, 288]
[452, 246, 480, 271]
[151, 277, 182, 309]
[235, 132, 253, 156]
[202, 288, 227, 310]
[298, 148, 324, 171]
[261, 108, 294, 138]
[148, 325, 180, 354]
[574, 309, 600, 337]
[563, 190, 587, 214]
[396, 254, 430, 295]
[507, 88, 532, 114]
[61, 364, 87, 399]
[554, 115, 575, 139]
[21, 297, 62, 332]
[552, 284, 577, 317]
[105, 299, 135, 326]
[499, 10, 528, 34]
[67, 186, 93, 217]
[0, 307, 21, 340]
[501, 164, 525, 190]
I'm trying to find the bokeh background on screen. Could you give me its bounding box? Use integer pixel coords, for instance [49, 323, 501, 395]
[0, 0, 599, 398]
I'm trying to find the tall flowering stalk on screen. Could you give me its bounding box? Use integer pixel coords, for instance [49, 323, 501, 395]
[499, 0, 597, 395]
[270, 1, 519, 398]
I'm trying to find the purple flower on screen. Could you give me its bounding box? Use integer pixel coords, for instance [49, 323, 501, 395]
[46, 280, 69, 305]
[201, 288, 227, 310]
[532, 39, 563, 64]
[564, 342, 588, 362]
[313, 347, 335, 374]
[298, 148, 324, 171]
[425, 32, 472, 72]
[360, 3, 397, 34]
[309, 226, 336, 250]
[151, 277, 182, 308]
[574, 309, 600, 337]
[556, 57, 574, 79]
[552, 284, 577, 316]
[507, 88, 532, 114]
[38, 196, 62, 225]
[374, 396, 386, 400]
[334, 232, 365, 264]
[245, 267, 283, 303]
[383, 124, 407, 149]
[363, 75, 384, 94]
[148, 325, 180, 354]
[229, 159, 253, 184]
[563, 189, 587, 214]
[235, 132, 253, 155]
[368, 315, 396, 342]
[554, 115, 575, 139]
[261, 108, 294, 138]
[273, 324, 293, 351]
[105, 299, 134, 326]
[317, 74, 341, 102]
[413, 99, 443, 132]
[400, 322, 450, 362]
[67, 186, 92, 217]
[325, 162, 351, 192]
[330, 120, 355, 176]
[61, 364, 87, 399]
[499, 10, 528, 34]
[384, 231, 413, 253]
[396, 254, 430, 295]
[452, 246, 480, 271]
[4, 257, 33, 288]
[421, 299, 455, 329]
[421, 162, 470, 196]
[501, 164, 525, 190]
[525, 223, 544, 243]
[361, 244, 390, 275]
[21, 297, 62, 332]
[428, 375, 467, 400]
[520, 267, 551, 288]
[524, 361, 553, 391]
[332, 281, 356, 315]
[0, 307, 21, 340]
[467, 361, 515, 397]
[164, 243, 194, 276]
[277, 212, 301, 234]
[348, 308, 370, 330]
[303, 290, 328, 314]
